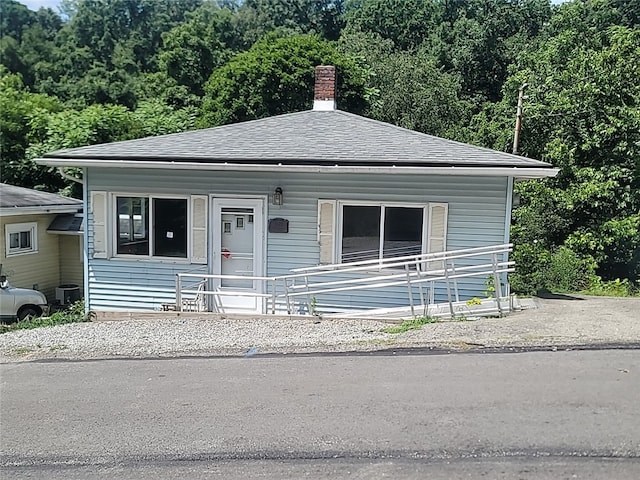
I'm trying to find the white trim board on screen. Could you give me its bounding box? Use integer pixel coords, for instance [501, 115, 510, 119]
[36, 158, 559, 179]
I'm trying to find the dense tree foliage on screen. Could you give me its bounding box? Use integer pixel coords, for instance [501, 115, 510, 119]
[0, 69, 64, 190]
[0, 0, 637, 291]
[509, 24, 640, 288]
[199, 33, 367, 126]
[339, 31, 469, 138]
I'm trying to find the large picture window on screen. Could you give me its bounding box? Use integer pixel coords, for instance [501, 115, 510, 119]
[341, 204, 424, 262]
[5, 222, 38, 256]
[116, 196, 187, 258]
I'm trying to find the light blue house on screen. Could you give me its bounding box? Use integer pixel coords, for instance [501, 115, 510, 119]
[37, 66, 557, 316]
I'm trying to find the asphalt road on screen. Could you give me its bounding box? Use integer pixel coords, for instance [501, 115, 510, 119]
[1, 349, 639, 479]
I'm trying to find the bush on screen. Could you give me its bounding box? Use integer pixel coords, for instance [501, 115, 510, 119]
[581, 278, 639, 297]
[543, 246, 596, 293]
[0, 300, 93, 334]
[510, 242, 552, 295]
[511, 244, 596, 295]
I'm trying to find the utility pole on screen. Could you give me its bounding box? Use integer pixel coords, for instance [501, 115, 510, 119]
[512, 83, 528, 155]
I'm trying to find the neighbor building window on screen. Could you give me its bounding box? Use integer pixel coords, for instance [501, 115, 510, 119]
[340, 204, 425, 262]
[5, 222, 38, 256]
[116, 196, 187, 258]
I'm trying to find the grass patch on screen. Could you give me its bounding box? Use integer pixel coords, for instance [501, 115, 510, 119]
[580, 278, 639, 297]
[384, 316, 439, 334]
[0, 300, 94, 334]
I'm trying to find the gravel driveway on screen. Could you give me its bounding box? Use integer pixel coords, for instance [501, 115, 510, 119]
[0, 296, 638, 363]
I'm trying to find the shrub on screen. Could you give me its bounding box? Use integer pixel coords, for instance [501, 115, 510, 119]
[581, 278, 639, 297]
[0, 300, 93, 334]
[511, 244, 597, 295]
[510, 242, 552, 295]
[543, 246, 596, 293]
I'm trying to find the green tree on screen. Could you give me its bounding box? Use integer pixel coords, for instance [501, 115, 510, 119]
[159, 1, 238, 98]
[0, 0, 38, 42]
[129, 99, 197, 137]
[509, 25, 640, 289]
[0, 0, 63, 88]
[199, 33, 368, 126]
[0, 69, 63, 190]
[339, 31, 469, 138]
[238, 0, 346, 42]
[428, 0, 552, 103]
[32, 0, 200, 107]
[460, 1, 640, 292]
[344, 0, 552, 104]
[344, 0, 442, 51]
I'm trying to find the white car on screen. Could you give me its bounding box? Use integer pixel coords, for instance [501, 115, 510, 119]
[0, 276, 49, 322]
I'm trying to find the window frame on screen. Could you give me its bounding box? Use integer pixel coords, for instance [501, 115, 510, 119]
[336, 201, 428, 264]
[111, 193, 191, 261]
[5, 222, 38, 257]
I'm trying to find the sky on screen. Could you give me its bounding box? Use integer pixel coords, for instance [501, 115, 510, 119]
[22, 0, 61, 11]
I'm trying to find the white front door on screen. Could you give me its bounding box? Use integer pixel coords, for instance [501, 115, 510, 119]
[211, 198, 264, 313]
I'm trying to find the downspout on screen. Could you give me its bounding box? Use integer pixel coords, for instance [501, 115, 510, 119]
[58, 166, 88, 312]
[504, 176, 515, 300]
[81, 168, 90, 315]
[504, 176, 514, 246]
[58, 167, 83, 184]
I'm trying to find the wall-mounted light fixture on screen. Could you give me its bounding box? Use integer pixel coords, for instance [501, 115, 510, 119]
[273, 187, 283, 206]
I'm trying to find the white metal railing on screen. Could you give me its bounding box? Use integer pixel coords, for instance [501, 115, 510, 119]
[175, 244, 514, 319]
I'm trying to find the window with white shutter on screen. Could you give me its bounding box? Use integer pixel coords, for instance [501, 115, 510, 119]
[319, 200, 448, 267]
[190, 195, 208, 264]
[90, 191, 107, 258]
[317, 200, 336, 264]
[427, 203, 448, 270]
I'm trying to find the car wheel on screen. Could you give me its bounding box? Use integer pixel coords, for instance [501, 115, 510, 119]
[17, 307, 39, 322]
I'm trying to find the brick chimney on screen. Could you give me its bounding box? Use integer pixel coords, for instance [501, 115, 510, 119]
[313, 65, 336, 111]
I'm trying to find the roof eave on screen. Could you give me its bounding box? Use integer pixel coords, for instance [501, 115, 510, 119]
[46, 230, 83, 236]
[36, 158, 558, 178]
[0, 205, 82, 216]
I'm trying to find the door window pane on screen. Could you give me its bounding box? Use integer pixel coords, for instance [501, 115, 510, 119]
[153, 198, 187, 257]
[117, 197, 149, 255]
[341, 206, 381, 262]
[383, 207, 423, 258]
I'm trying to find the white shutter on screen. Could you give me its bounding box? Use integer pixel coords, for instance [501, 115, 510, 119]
[318, 200, 336, 264]
[427, 203, 448, 270]
[90, 191, 107, 259]
[190, 195, 208, 264]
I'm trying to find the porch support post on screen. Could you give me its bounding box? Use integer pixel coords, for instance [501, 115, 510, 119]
[176, 274, 182, 312]
[445, 267, 454, 319]
[492, 254, 503, 316]
[271, 278, 277, 314]
[406, 264, 415, 318]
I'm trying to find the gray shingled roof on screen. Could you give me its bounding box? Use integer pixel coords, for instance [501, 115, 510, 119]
[43, 110, 551, 168]
[0, 183, 82, 210]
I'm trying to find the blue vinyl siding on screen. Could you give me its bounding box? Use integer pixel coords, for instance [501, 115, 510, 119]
[85, 168, 509, 312]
